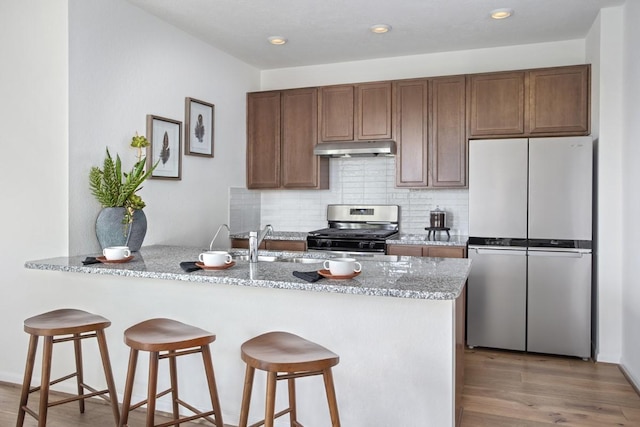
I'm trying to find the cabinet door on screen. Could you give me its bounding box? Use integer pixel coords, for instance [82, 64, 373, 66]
[319, 85, 354, 142]
[386, 245, 424, 257]
[395, 79, 429, 187]
[356, 82, 393, 140]
[430, 76, 467, 187]
[425, 246, 466, 258]
[247, 92, 281, 188]
[468, 71, 526, 137]
[281, 88, 328, 189]
[529, 65, 590, 135]
[265, 240, 307, 251]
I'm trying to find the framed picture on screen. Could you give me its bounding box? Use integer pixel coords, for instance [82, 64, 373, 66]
[185, 97, 214, 157]
[146, 115, 182, 180]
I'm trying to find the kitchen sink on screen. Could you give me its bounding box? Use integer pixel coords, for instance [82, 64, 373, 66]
[233, 255, 280, 262]
[233, 255, 323, 264]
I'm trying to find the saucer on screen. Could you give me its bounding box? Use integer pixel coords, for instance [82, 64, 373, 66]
[196, 261, 236, 271]
[318, 269, 361, 280]
[96, 255, 134, 264]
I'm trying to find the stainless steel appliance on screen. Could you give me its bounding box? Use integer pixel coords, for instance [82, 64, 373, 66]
[307, 205, 399, 253]
[467, 137, 592, 358]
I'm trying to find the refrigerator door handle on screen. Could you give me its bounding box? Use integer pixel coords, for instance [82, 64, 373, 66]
[471, 247, 527, 256]
[527, 250, 586, 258]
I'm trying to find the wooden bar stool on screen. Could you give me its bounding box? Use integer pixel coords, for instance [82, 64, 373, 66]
[16, 308, 120, 427]
[239, 331, 341, 427]
[119, 318, 224, 427]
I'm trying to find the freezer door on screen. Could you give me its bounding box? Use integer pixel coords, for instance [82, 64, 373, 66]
[527, 249, 592, 358]
[469, 139, 528, 238]
[467, 246, 527, 351]
[528, 137, 593, 240]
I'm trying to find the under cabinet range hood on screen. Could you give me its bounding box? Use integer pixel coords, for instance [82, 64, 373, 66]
[313, 140, 396, 157]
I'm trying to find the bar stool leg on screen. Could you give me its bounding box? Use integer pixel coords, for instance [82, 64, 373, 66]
[37, 336, 54, 427]
[322, 368, 341, 427]
[238, 364, 255, 427]
[168, 350, 180, 426]
[73, 333, 86, 414]
[119, 348, 139, 427]
[264, 371, 277, 427]
[96, 329, 120, 425]
[16, 335, 38, 427]
[201, 345, 224, 427]
[287, 376, 297, 427]
[146, 351, 159, 427]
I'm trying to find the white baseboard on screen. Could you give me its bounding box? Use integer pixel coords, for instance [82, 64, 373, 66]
[619, 363, 640, 396]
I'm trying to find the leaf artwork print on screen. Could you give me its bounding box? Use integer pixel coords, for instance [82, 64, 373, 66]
[195, 113, 205, 142]
[160, 131, 170, 165]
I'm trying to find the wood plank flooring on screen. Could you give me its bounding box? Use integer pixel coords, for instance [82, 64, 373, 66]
[462, 348, 640, 426]
[2, 348, 639, 426]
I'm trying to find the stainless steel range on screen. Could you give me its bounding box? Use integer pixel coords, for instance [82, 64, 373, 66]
[307, 205, 399, 253]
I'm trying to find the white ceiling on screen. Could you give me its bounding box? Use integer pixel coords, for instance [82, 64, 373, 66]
[125, 0, 624, 70]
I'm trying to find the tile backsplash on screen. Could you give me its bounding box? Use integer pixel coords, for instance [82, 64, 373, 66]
[230, 157, 469, 235]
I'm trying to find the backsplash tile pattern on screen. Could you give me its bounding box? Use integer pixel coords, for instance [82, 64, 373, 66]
[230, 157, 469, 236]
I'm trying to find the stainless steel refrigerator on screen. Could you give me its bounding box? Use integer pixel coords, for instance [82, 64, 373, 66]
[467, 137, 592, 358]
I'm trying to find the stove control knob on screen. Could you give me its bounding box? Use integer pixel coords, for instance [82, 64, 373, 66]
[358, 241, 366, 249]
[324, 239, 332, 247]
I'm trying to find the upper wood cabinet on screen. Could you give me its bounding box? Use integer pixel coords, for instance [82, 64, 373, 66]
[247, 88, 328, 189]
[395, 79, 429, 187]
[431, 76, 467, 188]
[319, 82, 393, 142]
[468, 71, 526, 137]
[247, 91, 280, 188]
[394, 76, 466, 188]
[468, 64, 590, 138]
[529, 65, 590, 135]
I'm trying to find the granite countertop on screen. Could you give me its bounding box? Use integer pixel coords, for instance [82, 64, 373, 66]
[230, 231, 468, 246]
[386, 234, 469, 246]
[25, 245, 471, 301]
[229, 231, 308, 241]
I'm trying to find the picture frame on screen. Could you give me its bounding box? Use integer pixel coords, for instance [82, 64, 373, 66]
[185, 97, 214, 157]
[146, 114, 182, 180]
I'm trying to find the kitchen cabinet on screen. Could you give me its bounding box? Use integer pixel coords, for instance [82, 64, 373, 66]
[247, 88, 329, 189]
[318, 82, 393, 142]
[231, 239, 306, 252]
[467, 71, 527, 137]
[528, 65, 590, 135]
[467, 64, 590, 138]
[394, 76, 466, 188]
[386, 244, 466, 258]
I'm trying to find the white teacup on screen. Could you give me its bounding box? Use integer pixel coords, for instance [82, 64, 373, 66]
[323, 258, 362, 276]
[199, 251, 233, 267]
[103, 246, 131, 260]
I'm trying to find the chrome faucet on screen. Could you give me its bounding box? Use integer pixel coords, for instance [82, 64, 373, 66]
[249, 224, 273, 263]
[209, 224, 230, 251]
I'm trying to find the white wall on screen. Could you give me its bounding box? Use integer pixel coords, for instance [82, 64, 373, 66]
[261, 39, 586, 90]
[621, 1, 640, 387]
[0, 0, 70, 384]
[69, 0, 260, 255]
[586, 7, 624, 364]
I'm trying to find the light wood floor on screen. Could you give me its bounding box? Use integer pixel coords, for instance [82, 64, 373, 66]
[462, 348, 640, 426]
[2, 348, 639, 426]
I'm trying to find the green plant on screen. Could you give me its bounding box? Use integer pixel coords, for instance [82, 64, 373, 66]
[89, 133, 158, 225]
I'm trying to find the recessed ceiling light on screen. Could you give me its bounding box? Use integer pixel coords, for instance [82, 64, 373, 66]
[268, 36, 287, 45]
[490, 8, 514, 19]
[370, 24, 392, 34]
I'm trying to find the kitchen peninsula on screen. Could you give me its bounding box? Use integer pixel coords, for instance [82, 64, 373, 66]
[25, 245, 471, 426]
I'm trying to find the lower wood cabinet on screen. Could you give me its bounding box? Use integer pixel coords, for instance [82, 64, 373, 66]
[231, 239, 306, 252]
[386, 244, 467, 258]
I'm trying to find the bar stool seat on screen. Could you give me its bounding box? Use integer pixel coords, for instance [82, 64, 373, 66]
[119, 318, 223, 427]
[239, 331, 341, 427]
[17, 308, 120, 427]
